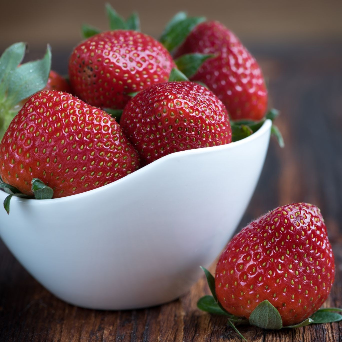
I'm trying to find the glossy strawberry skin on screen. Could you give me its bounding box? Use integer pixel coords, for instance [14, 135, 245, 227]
[120, 81, 232, 165]
[0, 90, 139, 198]
[45, 70, 72, 93]
[175, 21, 268, 121]
[69, 30, 175, 110]
[215, 203, 335, 326]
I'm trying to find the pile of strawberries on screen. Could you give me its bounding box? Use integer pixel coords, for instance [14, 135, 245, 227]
[0, 6, 275, 204]
[0, 5, 339, 337]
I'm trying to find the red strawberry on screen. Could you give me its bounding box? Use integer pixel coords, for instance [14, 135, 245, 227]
[120, 81, 232, 165]
[45, 70, 72, 93]
[0, 90, 139, 198]
[68, 30, 175, 110]
[215, 203, 335, 326]
[175, 21, 268, 121]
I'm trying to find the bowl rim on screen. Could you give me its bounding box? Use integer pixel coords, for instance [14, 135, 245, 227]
[0, 119, 272, 205]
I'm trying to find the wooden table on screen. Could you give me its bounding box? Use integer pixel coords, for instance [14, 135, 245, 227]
[1, 43, 342, 341]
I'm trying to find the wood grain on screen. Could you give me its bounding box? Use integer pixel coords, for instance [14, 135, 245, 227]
[1, 44, 342, 341]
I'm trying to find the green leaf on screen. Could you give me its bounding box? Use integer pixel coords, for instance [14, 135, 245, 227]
[265, 108, 279, 121]
[285, 307, 342, 328]
[200, 267, 217, 300]
[31, 178, 53, 200]
[285, 318, 314, 328]
[0, 42, 26, 97]
[0, 177, 22, 195]
[175, 53, 214, 78]
[161, 12, 187, 37]
[271, 124, 285, 148]
[82, 24, 101, 39]
[160, 16, 206, 52]
[106, 3, 127, 30]
[126, 12, 140, 31]
[104, 108, 123, 122]
[128, 91, 140, 98]
[197, 295, 230, 316]
[7, 45, 51, 107]
[230, 111, 284, 148]
[3, 194, 13, 214]
[227, 319, 247, 341]
[0, 176, 29, 214]
[313, 307, 342, 313]
[231, 124, 253, 142]
[249, 300, 283, 330]
[168, 68, 189, 82]
[309, 311, 342, 324]
[195, 81, 209, 89]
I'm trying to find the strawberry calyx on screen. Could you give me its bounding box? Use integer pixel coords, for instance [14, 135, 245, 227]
[103, 108, 123, 122]
[0, 43, 51, 139]
[0, 176, 53, 214]
[159, 12, 206, 53]
[231, 109, 285, 147]
[81, 4, 140, 39]
[124, 68, 188, 100]
[174, 53, 215, 79]
[198, 267, 342, 340]
[169, 68, 188, 82]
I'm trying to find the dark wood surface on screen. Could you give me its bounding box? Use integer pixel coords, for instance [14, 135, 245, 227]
[1, 43, 342, 341]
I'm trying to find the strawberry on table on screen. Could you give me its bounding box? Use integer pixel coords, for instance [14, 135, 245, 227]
[0, 90, 139, 199]
[174, 20, 268, 121]
[198, 203, 340, 338]
[68, 30, 175, 110]
[120, 79, 232, 165]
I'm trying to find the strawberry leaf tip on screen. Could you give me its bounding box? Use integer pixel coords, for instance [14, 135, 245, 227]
[31, 178, 53, 200]
[0, 176, 29, 214]
[200, 267, 217, 301]
[81, 25, 101, 39]
[197, 295, 230, 316]
[249, 300, 283, 330]
[106, 3, 140, 31]
[175, 53, 214, 79]
[168, 68, 189, 82]
[309, 310, 342, 324]
[231, 108, 284, 147]
[160, 13, 206, 52]
[106, 3, 127, 30]
[103, 108, 123, 122]
[0, 176, 22, 196]
[125, 12, 140, 31]
[82, 5, 140, 39]
[0, 177, 53, 213]
[0, 43, 51, 139]
[128, 91, 140, 98]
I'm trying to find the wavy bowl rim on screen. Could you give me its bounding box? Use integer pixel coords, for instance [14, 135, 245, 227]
[0, 119, 272, 206]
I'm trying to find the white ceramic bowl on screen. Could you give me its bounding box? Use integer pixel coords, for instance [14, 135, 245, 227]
[0, 120, 271, 310]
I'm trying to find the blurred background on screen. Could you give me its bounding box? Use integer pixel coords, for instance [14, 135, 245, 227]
[0, 0, 342, 235]
[1, 0, 342, 52]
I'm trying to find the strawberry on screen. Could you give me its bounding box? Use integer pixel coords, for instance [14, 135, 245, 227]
[68, 30, 175, 110]
[0, 90, 139, 198]
[174, 21, 268, 121]
[45, 70, 71, 93]
[120, 81, 232, 165]
[214, 203, 335, 326]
